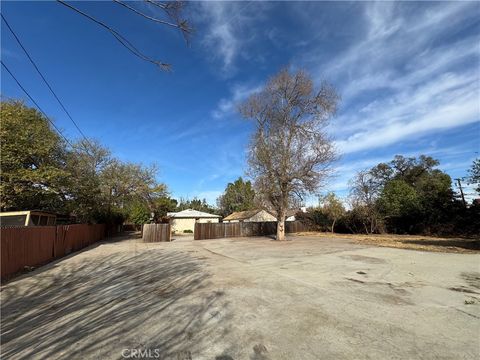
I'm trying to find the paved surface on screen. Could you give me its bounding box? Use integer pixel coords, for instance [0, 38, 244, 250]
[1, 234, 479, 359]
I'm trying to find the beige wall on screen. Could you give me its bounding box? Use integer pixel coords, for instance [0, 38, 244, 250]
[247, 210, 277, 222]
[197, 218, 219, 224]
[171, 217, 219, 233]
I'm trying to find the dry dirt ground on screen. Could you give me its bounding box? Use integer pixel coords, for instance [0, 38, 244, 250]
[296, 232, 480, 253]
[1, 233, 479, 359]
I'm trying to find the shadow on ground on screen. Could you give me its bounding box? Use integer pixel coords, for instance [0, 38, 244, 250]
[1, 248, 231, 359]
[402, 239, 480, 251]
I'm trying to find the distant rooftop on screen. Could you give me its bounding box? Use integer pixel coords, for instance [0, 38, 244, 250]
[223, 209, 266, 221]
[167, 209, 220, 218]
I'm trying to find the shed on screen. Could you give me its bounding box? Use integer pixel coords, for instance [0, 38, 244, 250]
[223, 209, 277, 223]
[0, 210, 57, 227]
[167, 209, 220, 234]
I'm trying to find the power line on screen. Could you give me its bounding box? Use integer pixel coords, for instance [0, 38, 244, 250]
[1, 13, 92, 147]
[56, 0, 170, 70]
[1, 60, 74, 148]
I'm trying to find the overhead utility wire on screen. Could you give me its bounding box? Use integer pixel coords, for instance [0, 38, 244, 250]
[1, 60, 75, 148]
[1, 13, 92, 148]
[56, 0, 170, 70]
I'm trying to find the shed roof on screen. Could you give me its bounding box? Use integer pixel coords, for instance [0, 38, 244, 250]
[224, 209, 302, 221]
[0, 210, 58, 216]
[286, 209, 299, 217]
[223, 209, 265, 221]
[167, 209, 220, 219]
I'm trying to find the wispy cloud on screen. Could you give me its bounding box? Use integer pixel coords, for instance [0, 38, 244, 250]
[335, 71, 478, 154]
[212, 82, 262, 119]
[300, 1, 479, 155]
[195, 190, 223, 205]
[195, 1, 267, 76]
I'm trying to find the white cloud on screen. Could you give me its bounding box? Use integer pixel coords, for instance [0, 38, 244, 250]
[334, 71, 479, 154]
[302, 1, 480, 155]
[196, 1, 267, 76]
[212, 83, 262, 119]
[195, 190, 223, 205]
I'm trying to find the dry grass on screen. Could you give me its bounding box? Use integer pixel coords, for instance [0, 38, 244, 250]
[296, 232, 480, 253]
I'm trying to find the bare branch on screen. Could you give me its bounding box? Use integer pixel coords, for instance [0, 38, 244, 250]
[240, 68, 339, 240]
[57, 0, 171, 70]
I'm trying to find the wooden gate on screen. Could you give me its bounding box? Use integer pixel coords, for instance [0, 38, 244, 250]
[142, 224, 171, 242]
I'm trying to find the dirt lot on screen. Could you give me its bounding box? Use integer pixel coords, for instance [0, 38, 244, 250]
[296, 232, 480, 253]
[1, 234, 479, 359]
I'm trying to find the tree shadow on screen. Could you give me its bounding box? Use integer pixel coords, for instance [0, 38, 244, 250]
[1, 248, 231, 359]
[402, 239, 480, 251]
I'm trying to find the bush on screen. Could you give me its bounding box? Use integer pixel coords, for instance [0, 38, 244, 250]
[183, 229, 193, 233]
[295, 209, 330, 232]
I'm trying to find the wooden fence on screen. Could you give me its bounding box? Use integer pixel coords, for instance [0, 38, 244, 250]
[1, 224, 105, 280]
[194, 221, 307, 240]
[142, 224, 171, 242]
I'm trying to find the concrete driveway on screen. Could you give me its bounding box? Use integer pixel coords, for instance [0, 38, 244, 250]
[1, 234, 479, 359]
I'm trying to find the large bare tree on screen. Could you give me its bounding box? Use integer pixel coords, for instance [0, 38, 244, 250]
[239, 68, 339, 240]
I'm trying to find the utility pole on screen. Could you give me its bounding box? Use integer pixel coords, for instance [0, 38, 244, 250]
[456, 178, 466, 207]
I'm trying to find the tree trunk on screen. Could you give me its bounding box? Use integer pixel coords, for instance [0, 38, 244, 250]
[331, 219, 336, 233]
[276, 209, 286, 241]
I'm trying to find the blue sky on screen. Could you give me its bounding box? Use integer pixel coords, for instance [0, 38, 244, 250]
[1, 1, 479, 205]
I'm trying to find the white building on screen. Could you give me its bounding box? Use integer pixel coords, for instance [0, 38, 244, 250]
[167, 209, 220, 233]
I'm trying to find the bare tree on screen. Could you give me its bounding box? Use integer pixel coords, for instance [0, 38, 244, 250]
[348, 170, 382, 234]
[239, 68, 339, 240]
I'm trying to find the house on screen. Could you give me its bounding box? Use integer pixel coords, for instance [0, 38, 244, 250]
[223, 209, 277, 223]
[285, 209, 297, 222]
[167, 209, 220, 233]
[285, 207, 307, 221]
[0, 210, 57, 227]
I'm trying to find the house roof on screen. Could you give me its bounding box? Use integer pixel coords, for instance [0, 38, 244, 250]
[223, 209, 303, 221]
[286, 209, 299, 217]
[167, 209, 220, 219]
[223, 209, 264, 221]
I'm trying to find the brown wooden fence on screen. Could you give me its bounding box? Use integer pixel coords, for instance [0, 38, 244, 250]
[142, 224, 171, 242]
[1, 224, 105, 280]
[194, 221, 307, 240]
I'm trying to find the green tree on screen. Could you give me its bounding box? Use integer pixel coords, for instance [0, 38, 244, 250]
[370, 155, 439, 187]
[217, 177, 256, 217]
[0, 100, 69, 212]
[377, 180, 420, 233]
[154, 196, 178, 219]
[176, 197, 216, 214]
[415, 170, 455, 232]
[467, 158, 480, 194]
[100, 160, 167, 213]
[320, 193, 345, 233]
[128, 201, 151, 225]
[363, 154, 457, 234]
[378, 180, 420, 217]
[0, 99, 172, 228]
[65, 139, 111, 222]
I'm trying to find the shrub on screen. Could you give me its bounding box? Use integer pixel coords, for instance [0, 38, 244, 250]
[183, 229, 193, 233]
